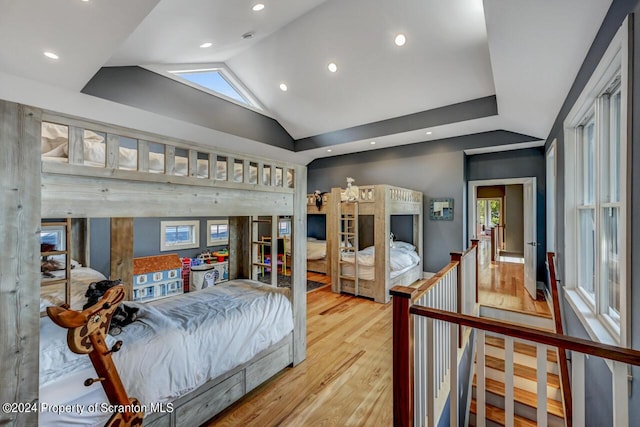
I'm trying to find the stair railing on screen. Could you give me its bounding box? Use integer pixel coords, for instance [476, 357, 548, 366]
[392, 240, 479, 427]
[547, 252, 572, 427]
[394, 303, 640, 427]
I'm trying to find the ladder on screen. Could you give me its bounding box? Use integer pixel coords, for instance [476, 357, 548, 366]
[338, 201, 359, 295]
[251, 215, 278, 287]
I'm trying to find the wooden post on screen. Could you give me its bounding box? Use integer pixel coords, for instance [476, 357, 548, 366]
[110, 218, 134, 300]
[450, 251, 463, 347]
[0, 101, 41, 426]
[390, 285, 416, 427]
[490, 227, 496, 262]
[471, 239, 479, 304]
[547, 252, 572, 426]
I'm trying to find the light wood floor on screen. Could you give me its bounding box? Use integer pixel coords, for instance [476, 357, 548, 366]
[477, 239, 551, 317]
[208, 281, 394, 427]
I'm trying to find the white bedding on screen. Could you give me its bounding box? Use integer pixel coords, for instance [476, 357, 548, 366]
[340, 243, 420, 280]
[307, 238, 327, 260]
[40, 266, 107, 312]
[39, 280, 293, 426]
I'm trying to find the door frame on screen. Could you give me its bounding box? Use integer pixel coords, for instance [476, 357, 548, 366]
[545, 139, 557, 253]
[468, 177, 537, 295]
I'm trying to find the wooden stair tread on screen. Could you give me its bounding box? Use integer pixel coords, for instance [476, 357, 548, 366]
[473, 376, 564, 418]
[485, 335, 557, 362]
[480, 303, 553, 320]
[481, 355, 560, 388]
[470, 400, 538, 427]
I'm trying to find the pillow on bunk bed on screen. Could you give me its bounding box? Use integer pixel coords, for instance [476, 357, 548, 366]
[391, 241, 416, 251]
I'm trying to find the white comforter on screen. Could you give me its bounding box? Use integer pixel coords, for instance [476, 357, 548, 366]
[340, 243, 420, 271]
[40, 266, 107, 312]
[307, 238, 327, 260]
[39, 280, 293, 426]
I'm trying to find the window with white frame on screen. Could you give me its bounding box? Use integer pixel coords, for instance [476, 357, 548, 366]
[207, 219, 229, 246]
[160, 220, 200, 251]
[278, 217, 291, 237]
[564, 19, 627, 345]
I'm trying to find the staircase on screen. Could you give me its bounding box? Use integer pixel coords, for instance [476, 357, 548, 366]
[469, 334, 565, 427]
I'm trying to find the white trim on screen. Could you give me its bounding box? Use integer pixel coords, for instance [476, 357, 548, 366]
[545, 139, 557, 253]
[562, 17, 628, 346]
[142, 63, 268, 116]
[160, 219, 200, 251]
[206, 219, 229, 246]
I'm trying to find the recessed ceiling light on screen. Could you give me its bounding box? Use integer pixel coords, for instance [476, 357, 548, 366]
[370, 141, 376, 145]
[327, 149, 332, 152]
[394, 33, 407, 47]
[279, 83, 288, 92]
[426, 131, 433, 135]
[252, 3, 265, 11]
[44, 51, 59, 60]
[327, 62, 338, 73]
[81, 0, 89, 2]
[200, 42, 213, 48]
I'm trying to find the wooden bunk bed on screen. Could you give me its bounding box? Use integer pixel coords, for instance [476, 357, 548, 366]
[30, 110, 308, 427]
[329, 185, 423, 303]
[305, 192, 333, 275]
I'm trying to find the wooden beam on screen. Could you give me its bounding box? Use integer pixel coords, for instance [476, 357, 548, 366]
[229, 217, 250, 280]
[0, 101, 41, 426]
[291, 164, 307, 365]
[110, 218, 134, 300]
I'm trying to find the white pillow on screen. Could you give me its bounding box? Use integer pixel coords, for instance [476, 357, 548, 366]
[42, 143, 68, 158]
[39, 317, 115, 386]
[392, 241, 416, 251]
[41, 122, 69, 153]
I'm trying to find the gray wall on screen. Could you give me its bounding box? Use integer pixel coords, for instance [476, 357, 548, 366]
[89, 216, 227, 278]
[504, 184, 524, 254]
[544, 0, 640, 423]
[466, 148, 546, 280]
[308, 131, 540, 273]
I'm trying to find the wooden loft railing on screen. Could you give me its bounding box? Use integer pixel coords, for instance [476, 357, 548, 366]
[391, 240, 479, 427]
[393, 252, 640, 427]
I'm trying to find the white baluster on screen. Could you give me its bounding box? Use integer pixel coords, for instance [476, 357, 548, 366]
[477, 330, 486, 427]
[572, 352, 585, 427]
[612, 361, 629, 427]
[536, 343, 548, 427]
[504, 337, 514, 427]
[450, 322, 459, 427]
[427, 318, 435, 427]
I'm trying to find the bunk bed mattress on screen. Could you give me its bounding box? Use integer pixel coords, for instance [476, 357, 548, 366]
[340, 244, 420, 279]
[39, 279, 293, 426]
[307, 238, 327, 260]
[40, 266, 107, 312]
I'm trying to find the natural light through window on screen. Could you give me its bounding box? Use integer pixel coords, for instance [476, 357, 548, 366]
[173, 69, 248, 105]
[207, 219, 229, 246]
[160, 220, 200, 251]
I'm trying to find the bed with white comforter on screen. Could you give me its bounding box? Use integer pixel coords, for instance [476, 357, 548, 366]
[40, 266, 107, 312]
[39, 279, 293, 426]
[340, 242, 420, 280]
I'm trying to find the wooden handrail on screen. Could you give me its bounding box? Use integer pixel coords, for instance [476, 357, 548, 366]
[410, 261, 458, 303]
[410, 306, 640, 366]
[548, 252, 572, 427]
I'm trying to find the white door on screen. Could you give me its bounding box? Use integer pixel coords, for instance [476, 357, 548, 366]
[523, 180, 537, 298]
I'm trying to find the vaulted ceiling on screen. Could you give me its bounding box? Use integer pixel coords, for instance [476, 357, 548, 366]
[0, 0, 612, 164]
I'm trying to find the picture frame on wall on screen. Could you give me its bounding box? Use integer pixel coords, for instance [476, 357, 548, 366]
[430, 198, 454, 221]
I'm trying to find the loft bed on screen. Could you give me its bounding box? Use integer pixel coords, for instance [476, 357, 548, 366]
[329, 184, 423, 303]
[36, 112, 307, 427]
[305, 192, 333, 275]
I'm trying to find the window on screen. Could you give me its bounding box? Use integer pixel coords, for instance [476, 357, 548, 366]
[207, 220, 229, 246]
[278, 217, 291, 237]
[40, 227, 65, 251]
[143, 63, 265, 113]
[564, 19, 627, 346]
[160, 220, 199, 251]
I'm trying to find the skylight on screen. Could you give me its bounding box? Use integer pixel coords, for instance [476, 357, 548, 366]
[143, 63, 265, 113]
[173, 69, 248, 105]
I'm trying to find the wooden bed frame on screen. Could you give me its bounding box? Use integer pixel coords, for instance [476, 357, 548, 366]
[329, 185, 423, 303]
[2, 103, 307, 427]
[306, 192, 333, 275]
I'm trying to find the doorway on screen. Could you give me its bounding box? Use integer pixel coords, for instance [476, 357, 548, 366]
[468, 178, 538, 302]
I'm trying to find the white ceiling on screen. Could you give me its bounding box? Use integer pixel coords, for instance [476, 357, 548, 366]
[0, 0, 613, 164]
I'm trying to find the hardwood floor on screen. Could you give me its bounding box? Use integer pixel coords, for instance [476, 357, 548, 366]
[477, 239, 551, 317]
[208, 283, 393, 426]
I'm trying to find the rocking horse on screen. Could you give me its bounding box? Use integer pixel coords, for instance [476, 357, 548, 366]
[47, 285, 144, 427]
